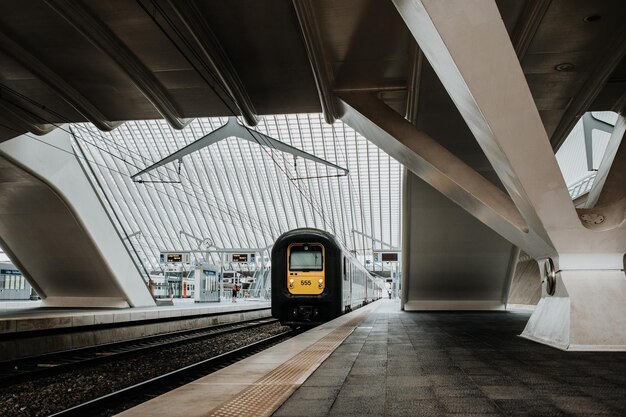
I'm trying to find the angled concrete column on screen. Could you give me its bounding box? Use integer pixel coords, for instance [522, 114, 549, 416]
[0, 129, 155, 308]
[336, 91, 553, 258]
[392, 0, 625, 349]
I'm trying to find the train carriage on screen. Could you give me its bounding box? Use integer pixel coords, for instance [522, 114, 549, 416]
[271, 228, 382, 326]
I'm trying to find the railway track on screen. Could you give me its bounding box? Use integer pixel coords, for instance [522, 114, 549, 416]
[0, 317, 277, 384]
[48, 328, 298, 417]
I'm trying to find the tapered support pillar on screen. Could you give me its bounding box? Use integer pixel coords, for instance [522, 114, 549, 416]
[523, 257, 626, 350]
[390, 0, 625, 350]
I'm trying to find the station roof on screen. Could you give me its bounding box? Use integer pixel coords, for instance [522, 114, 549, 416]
[71, 114, 402, 270]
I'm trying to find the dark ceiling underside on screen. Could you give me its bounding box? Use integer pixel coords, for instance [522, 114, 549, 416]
[0, 0, 624, 157]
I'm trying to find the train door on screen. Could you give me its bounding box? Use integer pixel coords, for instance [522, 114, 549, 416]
[349, 263, 353, 310]
[343, 257, 350, 312]
[363, 275, 369, 303]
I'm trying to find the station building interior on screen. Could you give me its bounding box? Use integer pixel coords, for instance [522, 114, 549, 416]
[0, 1, 624, 416]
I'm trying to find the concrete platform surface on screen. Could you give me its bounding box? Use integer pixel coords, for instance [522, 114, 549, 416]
[0, 299, 270, 334]
[116, 299, 380, 417]
[274, 299, 626, 417]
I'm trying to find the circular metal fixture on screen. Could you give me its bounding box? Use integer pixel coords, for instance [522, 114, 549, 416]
[583, 14, 601, 22]
[555, 63, 575, 72]
[544, 258, 557, 296]
[580, 213, 605, 225]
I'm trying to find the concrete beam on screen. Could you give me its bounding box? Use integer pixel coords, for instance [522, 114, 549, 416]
[0, 99, 54, 136]
[391, 0, 626, 257]
[0, 30, 118, 132]
[392, 0, 575, 251]
[337, 91, 553, 258]
[44, 0, 189, 130]
[167, 0, 258, 127]
[510, 0, 552, 60]
[293, 0, 336, 124]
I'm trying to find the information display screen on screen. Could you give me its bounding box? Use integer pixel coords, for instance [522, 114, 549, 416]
[232, 254, 248, 262]
[381, 253, 398, 262]
[166, 253, 183, 263]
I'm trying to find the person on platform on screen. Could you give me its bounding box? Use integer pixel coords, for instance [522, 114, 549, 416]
[232, 283, 241, 302]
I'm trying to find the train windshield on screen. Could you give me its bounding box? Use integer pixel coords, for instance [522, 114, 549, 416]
[289, 245, 323, 271]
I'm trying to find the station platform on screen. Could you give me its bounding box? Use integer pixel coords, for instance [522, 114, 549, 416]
[0, 298, 269, 334]
[118, 299, 626, 417]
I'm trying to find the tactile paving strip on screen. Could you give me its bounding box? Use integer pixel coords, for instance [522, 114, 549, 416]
[206, 308, 372, 417]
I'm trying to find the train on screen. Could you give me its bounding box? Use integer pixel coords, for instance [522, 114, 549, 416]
[149, 273, 196, 299]
[271, 228, 384, 326]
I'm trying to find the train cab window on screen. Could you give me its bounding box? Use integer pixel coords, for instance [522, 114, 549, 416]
[287, 243, 325, 295]
[289, 245, 323, 271]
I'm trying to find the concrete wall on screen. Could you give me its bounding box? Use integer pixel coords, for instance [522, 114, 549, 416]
[0, 306, 270, 361]
[402, 170, 516, 310]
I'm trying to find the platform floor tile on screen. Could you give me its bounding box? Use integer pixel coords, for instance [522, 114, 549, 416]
[273, 300, 626, 417]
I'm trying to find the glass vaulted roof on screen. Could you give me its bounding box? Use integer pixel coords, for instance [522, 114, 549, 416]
[70, 114, 402, 272]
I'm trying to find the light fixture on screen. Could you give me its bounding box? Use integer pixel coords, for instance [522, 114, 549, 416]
[554, 63, 575, 72]
[583, 14, 601, 23]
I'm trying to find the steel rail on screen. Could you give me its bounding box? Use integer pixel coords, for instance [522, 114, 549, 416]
[0, 316, 275, 384]
[47, 329, 297, 417]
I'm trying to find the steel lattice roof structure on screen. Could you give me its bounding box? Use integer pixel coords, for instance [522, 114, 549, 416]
[71, 114, 402, 271]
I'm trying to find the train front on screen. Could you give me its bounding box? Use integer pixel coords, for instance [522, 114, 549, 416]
[271, 229, 342, 326]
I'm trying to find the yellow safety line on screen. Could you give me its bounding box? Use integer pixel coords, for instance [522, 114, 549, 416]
[205, 304, 376, 417]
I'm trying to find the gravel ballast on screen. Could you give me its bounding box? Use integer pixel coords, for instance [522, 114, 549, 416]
[0, 321, 290, 417]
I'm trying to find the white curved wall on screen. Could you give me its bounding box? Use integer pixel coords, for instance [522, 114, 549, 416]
[0, 129, 155, 308]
